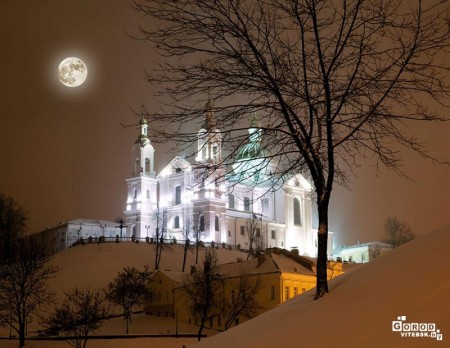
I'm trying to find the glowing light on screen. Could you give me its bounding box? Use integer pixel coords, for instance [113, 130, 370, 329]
[58, 57, 87, 87]
[126, 204, 131, 211]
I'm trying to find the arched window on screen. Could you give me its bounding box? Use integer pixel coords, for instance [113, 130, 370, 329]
[215, 216, 220, 231]
[132, 225, 137, 237]
[293, 197, 301, 226]
[244, 197, 250, 212]
[174, 216, 180, 229]
[175, 186, 182, 204]
[228, 194, 235, 209]
[145, 158, 150, 174]
[133, 188, 137, 200]
[199, 215, 205, 232]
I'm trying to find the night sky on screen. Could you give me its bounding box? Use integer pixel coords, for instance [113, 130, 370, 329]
[1, 1, 449, 246]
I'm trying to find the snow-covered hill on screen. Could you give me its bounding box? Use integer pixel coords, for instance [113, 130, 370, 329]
[190, 225, 450, 348]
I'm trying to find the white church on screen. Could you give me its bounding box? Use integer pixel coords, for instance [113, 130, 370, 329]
[123, 105, 333, 257]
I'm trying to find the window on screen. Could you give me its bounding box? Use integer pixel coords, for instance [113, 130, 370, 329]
[262, 198, 269, 213]
[361, 253, 365, 262]
[240, 226, 245, 236]
[228, 194, 235, 209]
[271, 230, 276, 239]
[215, 216, 220, 231]
[201, 145, 207, 159]
[134, 158, 140, 173]
[133, 188, 137, 200]
[175, 186, 181, 204]
[174, 216, 180, 229]
[256, 228, 261, 238]
[217, 315, 221, 327]
[228, 230, 231, 237]
[293, 197, 301, 226]
[175, 168, 182, 173]
[285, 286, 290, 300]
[146, 189, 150, 199]
[212, 144, 219, 161]
[199, 215, 205, 232]
[244, 197, 250, 211]
[270, 286, 275, 300]
[145, 158, 150, 174]
[293, 287, 298, 297]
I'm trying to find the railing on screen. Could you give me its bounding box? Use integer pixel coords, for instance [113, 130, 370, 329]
[72, 236, 243, 251]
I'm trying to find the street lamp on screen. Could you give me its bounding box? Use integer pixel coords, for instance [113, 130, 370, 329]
[145, 225, 150, 238]
[118, 218, 125, 238]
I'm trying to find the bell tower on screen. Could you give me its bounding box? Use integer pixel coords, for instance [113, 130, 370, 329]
[195, 100, 222, 163]
[124, 107, 158, 238]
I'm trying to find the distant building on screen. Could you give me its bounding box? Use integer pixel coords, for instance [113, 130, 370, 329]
[124, 104, 334, 257]
[335, 241, 392, 263]
[145, 249, 344, 330]
[31, 219, 121, 255]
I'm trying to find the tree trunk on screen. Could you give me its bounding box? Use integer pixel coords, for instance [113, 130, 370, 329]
[182, 241, 188, 272]
[18, 323, 25, 347]
[315, 200, 329, 299]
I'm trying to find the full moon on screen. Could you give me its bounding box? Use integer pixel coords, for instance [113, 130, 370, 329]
[58, 57, 88, 87]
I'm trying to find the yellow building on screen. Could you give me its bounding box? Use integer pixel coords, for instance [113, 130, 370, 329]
[146, 249, 344, 331]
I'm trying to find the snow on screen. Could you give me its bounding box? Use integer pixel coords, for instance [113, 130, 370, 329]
[189, 225, 450, 348]
[0, 243, 246, 348]
[2, 226, 449, 347]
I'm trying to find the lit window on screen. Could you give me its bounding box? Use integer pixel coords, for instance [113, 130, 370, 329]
[293, 197, 301, 226]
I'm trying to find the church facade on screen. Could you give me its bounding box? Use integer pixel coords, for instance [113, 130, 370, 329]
[124, 107, 332, 257]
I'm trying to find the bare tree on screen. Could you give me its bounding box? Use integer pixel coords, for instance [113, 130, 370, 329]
[0, 238, 58, 347]
[134, 0, 449, 298]
[184, 249, 221, 341]
[0, 193, 27, 261]
[192, 209, 207, 264]
[181, 216, 192, 272]
[383, 217, 415, 248]
[44, 287, 108, 348]
[245, 213, 264, 260]
[153, 205, 168, 270]
[106, 266, 153, 333]
[223, 269, 262, 330]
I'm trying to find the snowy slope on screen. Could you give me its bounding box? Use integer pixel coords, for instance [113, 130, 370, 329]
[190, 225, 450, 348]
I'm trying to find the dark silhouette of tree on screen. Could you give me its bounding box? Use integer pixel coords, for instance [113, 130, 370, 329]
[105, 266, 152, 333]
[153, 205, 168, 270]
[0, 193, 27, 261]
[383, 217, 415, 248]
[181, 217, 192, 272]
[134, 0, 449, 298]
[0, 238, 58, 347]
[223, 269, 262, 330]
[245, 213, 264, 260]
[184, 249, 221, 341]
[192, 209, 207, 264]
[44, 287, 108, 348]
